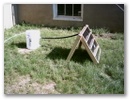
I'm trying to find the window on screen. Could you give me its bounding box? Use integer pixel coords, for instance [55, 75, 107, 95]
[53, 4, 83, 21]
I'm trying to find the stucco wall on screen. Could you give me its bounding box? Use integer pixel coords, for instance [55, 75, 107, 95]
[83, 4, 124, 32]
[17, 4, 124, 32]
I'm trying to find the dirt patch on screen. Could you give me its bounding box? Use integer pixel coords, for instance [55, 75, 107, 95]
[18, 48, 33, 54]
[5, 75, 59, 94]
[94, 33, 116, 39]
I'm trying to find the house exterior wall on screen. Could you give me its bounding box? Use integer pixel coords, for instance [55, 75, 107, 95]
[4, 4, 14, 29]
[17, 4, 124, 32]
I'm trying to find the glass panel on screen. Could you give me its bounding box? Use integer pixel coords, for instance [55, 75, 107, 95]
[66, 4, 72, 16]
[58, 4, 64, 15]
[74, 4, 81, 16]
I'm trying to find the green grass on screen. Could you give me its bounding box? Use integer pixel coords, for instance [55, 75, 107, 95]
[92, 27, 110, 35]
[4, 24, 124, 94]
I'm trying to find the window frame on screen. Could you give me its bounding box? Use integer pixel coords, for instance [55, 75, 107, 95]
[53, 4, 83, 21]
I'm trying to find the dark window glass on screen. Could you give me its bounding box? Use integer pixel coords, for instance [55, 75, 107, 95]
[74, 4, 81, 16]
[58, 4, 64, 15]
[66, 4, 72, 16]
[118, 4, 124, 9]
[57, 4, 81, 16]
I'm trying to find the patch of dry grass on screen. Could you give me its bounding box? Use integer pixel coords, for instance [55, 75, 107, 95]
[5, 75, 59, 94]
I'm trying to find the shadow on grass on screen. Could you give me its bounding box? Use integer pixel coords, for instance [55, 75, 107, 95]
[46, 47, 92, 63]
[11, 42, 26, 48]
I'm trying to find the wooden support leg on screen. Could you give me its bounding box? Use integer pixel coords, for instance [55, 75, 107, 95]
[78, 41, 82, 49]
[66, 36, 81, 62]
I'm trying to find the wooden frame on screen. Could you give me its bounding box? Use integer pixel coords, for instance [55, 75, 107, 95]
[66, 24, 101, 64]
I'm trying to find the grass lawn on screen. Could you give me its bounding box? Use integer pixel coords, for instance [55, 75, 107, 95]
[4, 24, 124, 94]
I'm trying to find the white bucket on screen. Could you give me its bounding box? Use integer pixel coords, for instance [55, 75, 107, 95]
[26, 30, 41, 50]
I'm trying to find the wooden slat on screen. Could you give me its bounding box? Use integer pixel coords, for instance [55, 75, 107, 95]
[93, 45, 99, 56]
[97, 48, 101, 61]
[89, 38, 94, 49]
[87, 26, 91, 32]
[81, 37, 98, 64]
[79, 25, 89, 36]
[91, 34, 99, 46]
[86, 32, 91, 42]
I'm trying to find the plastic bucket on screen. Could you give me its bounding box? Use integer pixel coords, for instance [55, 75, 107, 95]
[26, 30, 41, 50]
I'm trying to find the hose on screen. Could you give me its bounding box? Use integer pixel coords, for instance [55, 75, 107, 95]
[41, 33, 78, 39]
[4, 32, 25, 43]
[4, 32, 78, 44]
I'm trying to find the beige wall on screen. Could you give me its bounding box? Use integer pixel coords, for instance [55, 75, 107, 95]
[18, 4, 124, 32]
[83, 4, 124, 32]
